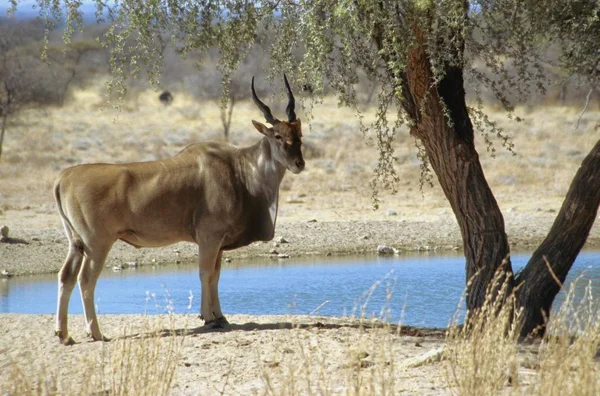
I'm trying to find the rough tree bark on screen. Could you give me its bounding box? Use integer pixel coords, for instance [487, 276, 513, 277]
[401, 26, 513, 310]
[515, 139, 600, 336]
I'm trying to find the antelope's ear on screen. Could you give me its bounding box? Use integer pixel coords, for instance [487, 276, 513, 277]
[252, 120, 273, 137]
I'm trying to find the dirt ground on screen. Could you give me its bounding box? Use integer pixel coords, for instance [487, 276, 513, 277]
[0, 90, 598, 394]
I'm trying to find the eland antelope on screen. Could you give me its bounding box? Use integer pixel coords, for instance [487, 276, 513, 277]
[53, 75, 304, 345]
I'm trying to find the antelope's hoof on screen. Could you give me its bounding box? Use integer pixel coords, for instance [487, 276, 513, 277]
[88, 332, 111, 342]
[204, 320, 224, 330]
[55, 330, 76, 346]
[215, 316, 230, 327]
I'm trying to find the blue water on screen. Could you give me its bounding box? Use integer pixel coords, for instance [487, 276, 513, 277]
[1, 252, 598, 328]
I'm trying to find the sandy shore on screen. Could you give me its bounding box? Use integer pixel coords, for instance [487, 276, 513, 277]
[0, 313, 453, 395]
[2, 206, 600, 277]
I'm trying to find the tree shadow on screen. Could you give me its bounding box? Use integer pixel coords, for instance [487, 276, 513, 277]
[117, 319, 446, 341]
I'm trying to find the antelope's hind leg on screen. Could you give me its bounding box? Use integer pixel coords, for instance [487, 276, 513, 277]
[78, 243, 112, 342]
[56, 241, 85, 345]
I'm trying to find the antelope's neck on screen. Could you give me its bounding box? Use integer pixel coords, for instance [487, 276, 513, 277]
[240, 138, 286, 200]
[238, 138, 286, 237]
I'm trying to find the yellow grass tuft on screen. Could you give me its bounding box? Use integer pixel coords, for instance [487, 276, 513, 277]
[2, 315, 185, 396]
[445, 271, 600, 396]
[528, 279, 600, 395]
[445, 272, 522, 395]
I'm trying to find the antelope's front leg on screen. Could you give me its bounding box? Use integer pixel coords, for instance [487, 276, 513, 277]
[198, 239, 223, 328]
[210, 250, 229, 327]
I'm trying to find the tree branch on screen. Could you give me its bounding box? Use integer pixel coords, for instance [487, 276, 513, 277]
[575, 88, 593, 130]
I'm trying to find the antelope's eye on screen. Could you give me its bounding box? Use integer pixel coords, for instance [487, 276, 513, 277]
[275, 135, 282, 140]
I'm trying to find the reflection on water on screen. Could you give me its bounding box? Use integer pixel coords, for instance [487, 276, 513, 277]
[1, 252, 598, 328]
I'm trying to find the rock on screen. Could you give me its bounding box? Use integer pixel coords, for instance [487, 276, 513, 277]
[276, 237, 289, 244]
[386, 209, 397, 216]
[126, 261, 138, 267]
[112, 264, 125, 272]
[344, 351, 373, 369]
[269, 249, 279, 255]
[224, 257, 232, 263]
[0, 225, 9, 239]
[1, 269, 12, 278]
[307, 219, 317, 223]
[377, 245, 394, 255]
[360, 235, 369, 240]
[402, 347, 445, 369]
[277, 253, 290, 259]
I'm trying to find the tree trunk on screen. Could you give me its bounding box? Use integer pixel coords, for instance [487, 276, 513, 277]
[220, 96, 235, 142]
[371, 10, 598, 333]
[402, 28, 513, 310]
[0, 112, 7, 162]
[516, 139, 600, 337]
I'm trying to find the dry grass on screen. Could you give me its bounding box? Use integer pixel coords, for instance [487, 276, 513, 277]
[445, 273, 600, 396]
[2, 315, 185, 396]
[529, 280, 600, 396]
[445, 273, 522, 395]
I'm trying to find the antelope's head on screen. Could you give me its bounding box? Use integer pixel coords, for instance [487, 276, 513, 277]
[251, 75, 305, 174]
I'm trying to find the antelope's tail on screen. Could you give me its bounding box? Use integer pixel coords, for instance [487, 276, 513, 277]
[54, 180, 85, 254]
